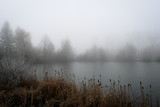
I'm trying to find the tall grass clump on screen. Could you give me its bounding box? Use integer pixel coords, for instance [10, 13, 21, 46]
[0, 68, 159, 107]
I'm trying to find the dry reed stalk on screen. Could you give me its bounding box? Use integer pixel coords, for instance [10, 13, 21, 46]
[31, 86, 34, 107]
[24, 87, 27, 107]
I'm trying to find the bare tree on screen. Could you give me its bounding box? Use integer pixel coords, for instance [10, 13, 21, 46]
[14, 27, 33, 61]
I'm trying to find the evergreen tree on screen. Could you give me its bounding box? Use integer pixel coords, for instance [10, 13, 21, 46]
[0, 22, 15, 58]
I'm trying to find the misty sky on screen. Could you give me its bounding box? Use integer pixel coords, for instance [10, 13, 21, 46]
[0, 0, 160, 53]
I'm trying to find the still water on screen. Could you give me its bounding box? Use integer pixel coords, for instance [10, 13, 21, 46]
[34, 62, 160, 97]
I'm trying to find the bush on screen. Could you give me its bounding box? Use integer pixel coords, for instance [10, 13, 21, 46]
[0, 57, 32, 90]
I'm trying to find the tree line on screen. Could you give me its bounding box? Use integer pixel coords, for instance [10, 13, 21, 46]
[1, 21, 160, 64]
[0, 22, 75, 63]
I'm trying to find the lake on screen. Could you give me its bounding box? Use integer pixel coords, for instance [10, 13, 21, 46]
[34, 62, 160, 97]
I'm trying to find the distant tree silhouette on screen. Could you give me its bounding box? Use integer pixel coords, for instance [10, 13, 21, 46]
[116, 43, 137, 61]
[14, 27, 33, 61]
[57, 39, 74, 62]
[39, 36, 55, 62]
[142, 44, 160, 61]
[0, 22, 15, 58]
[77, 45, 108, 62]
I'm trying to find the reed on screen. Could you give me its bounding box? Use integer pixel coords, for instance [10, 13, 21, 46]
[0, 69, 159, 107]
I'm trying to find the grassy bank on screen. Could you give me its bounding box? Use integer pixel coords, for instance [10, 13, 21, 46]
[0, 70, 159, 107]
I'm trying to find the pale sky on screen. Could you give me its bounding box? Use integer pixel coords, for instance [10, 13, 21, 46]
[0, 0, 160, 53]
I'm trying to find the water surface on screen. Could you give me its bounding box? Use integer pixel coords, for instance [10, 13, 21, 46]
[34, 62, 160, 97]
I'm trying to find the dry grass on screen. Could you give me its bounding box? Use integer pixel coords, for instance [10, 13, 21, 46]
[0, 70, 159, 107]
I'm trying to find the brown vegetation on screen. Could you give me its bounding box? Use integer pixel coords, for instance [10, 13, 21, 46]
[0, 70, 159, 107]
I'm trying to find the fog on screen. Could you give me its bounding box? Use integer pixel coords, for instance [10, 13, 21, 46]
[1, 0, 160, 52]
[1, 0, 160, 62]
